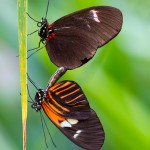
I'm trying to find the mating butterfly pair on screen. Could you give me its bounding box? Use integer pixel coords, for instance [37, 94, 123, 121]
[29, 1, 123, 149]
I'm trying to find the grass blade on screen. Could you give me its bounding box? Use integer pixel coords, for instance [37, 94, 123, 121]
[17, 0, 27, 149]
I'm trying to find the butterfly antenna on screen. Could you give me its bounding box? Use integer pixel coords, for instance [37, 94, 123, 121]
[27, 73, 40, 90]
[40, 111, 56, 147]
[26, 12, 39, 23]
[27, 84, 34, 103]
[45, 0, 50, 18]
[40, 111, 49, 148]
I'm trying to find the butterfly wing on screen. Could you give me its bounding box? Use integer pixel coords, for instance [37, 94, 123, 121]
[42, 81, 105, 149]
[58, 109, 104, 150]
[46, 6, 123, 69]
[44, 80, 91, 119]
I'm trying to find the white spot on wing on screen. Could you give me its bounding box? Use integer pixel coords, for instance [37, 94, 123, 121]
[60, 120, 72, 128]
[73, 130, 82, 139]
[90, 10, 100, 23]
[76, 130, 82, 134]
[60, 119, 78, 128]
[73, 134, 78, 139]
[67, 119, 78, 125]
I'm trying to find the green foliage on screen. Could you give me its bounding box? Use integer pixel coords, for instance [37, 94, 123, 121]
[0, 0, 150, 150]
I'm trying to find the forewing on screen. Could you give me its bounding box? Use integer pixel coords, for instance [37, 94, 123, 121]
[46, 6, 123, 69]
[44, 80, 91, 119]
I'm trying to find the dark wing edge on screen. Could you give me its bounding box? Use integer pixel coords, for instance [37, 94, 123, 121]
[42, 101, 105, 150]
[58, 109, 105, 150]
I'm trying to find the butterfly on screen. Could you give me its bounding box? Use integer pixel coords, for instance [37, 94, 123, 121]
[31, 80, 105, 150]
[30, 4, 123, 69]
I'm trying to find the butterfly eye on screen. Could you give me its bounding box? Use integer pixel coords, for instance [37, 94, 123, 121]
[31, 103, 35, 109]
[31, 103, 41, 111]
[37, 22, 42, 27]
[36, 104, 42, 111]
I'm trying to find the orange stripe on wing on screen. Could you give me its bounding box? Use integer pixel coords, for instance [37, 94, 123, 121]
[55, 83, 76, 95]
[65, 94, 83, 104]
[47, 90, 70, 113]
[72, 104, 87, 107]
[60, 88, 80, 99]
[49, 82, 62, 91]
[67, 100, 86, 106]
[51, 81, 72, 92]
[42, 101, 65, 127]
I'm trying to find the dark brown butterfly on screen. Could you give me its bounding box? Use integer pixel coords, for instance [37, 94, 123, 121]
[31, 80, 105, 150]
[32, 2, 123, 69]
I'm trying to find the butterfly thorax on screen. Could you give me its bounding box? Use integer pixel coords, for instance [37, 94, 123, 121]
[38, 18, 55, 41]
[38, 18, 49, 40]
[32, 89, 46, 112]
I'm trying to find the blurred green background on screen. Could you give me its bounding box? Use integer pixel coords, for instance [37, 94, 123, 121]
[0, 0, 150, 149]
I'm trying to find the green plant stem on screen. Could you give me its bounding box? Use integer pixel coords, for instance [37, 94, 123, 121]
[18, 0, 27, 150]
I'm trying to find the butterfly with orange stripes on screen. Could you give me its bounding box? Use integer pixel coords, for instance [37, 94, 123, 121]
[31, 80, 105, 150]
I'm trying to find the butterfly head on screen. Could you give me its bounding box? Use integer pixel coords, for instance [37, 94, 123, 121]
[32, 89, 46, 112]
[38, 17, 49, 40]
